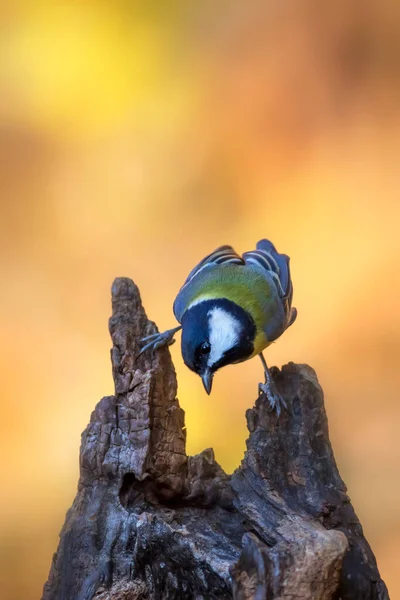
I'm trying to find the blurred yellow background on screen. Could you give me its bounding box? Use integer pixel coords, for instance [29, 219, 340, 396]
[0, 1, 399, 598]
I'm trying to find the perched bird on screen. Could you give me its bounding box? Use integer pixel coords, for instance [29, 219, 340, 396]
[140, 239, 297, 414]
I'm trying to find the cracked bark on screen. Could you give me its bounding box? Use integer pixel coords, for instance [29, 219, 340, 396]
[42, 278, 389, 600]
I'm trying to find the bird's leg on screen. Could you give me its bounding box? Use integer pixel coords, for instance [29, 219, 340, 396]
[258, 352, 287, 417]
[138, 325, 182, 356]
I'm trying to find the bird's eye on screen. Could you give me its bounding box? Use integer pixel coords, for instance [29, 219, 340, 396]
[200, 342, 211, 355]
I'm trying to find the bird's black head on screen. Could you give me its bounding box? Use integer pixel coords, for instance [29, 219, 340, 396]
[180, 299, 256, 394]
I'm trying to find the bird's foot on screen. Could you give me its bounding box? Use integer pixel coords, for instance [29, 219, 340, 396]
[138, 326, 181, 356]
[258, 379, 287, 418]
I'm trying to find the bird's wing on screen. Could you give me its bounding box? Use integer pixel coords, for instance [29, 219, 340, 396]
[183, 245, 244, 285]
[173, 245, 244, 321]
[243, 239, 297, 336]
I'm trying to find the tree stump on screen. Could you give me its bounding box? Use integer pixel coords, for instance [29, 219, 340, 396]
[42, 278, 389, 600]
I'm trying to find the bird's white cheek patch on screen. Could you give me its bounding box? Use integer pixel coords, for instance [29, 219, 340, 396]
[207, 307, 241, 367]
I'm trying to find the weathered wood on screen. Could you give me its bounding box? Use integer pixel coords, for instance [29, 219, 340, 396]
[42, 278, 389, 600]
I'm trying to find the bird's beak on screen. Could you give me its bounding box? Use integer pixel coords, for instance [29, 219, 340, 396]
[201, 370, 213, 395]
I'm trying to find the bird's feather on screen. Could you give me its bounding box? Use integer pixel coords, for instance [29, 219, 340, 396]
[243, 239, 297, 337]
[183, 245, 244, 286]
[173, 245, 244, 321]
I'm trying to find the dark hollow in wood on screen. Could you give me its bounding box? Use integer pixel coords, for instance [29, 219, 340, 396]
[42, 278, 389, 600]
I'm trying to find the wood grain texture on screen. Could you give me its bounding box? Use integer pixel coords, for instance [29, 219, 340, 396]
[42, 278, 389, 600]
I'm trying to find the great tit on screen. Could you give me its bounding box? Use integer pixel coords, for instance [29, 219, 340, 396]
[140, 239, 297, 414]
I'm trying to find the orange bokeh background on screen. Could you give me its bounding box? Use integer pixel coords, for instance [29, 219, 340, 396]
[0, 2, 399, 598]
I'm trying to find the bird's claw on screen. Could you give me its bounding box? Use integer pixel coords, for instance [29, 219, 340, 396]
[138, 328, 179, 356]
[258, 381, 287, 418]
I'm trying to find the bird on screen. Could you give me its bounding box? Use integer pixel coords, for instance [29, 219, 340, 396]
[139, 239, 297, 415]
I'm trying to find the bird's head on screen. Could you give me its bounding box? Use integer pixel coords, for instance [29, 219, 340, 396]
[180, 299, 256, 394]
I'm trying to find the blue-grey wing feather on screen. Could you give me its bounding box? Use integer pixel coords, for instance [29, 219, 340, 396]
[174, 245, 243, 322]
[243, 238, 297, 340]
[183, 245, 243, 285]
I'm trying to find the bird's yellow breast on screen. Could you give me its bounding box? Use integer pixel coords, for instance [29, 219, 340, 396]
[251, 329, 270, 357]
